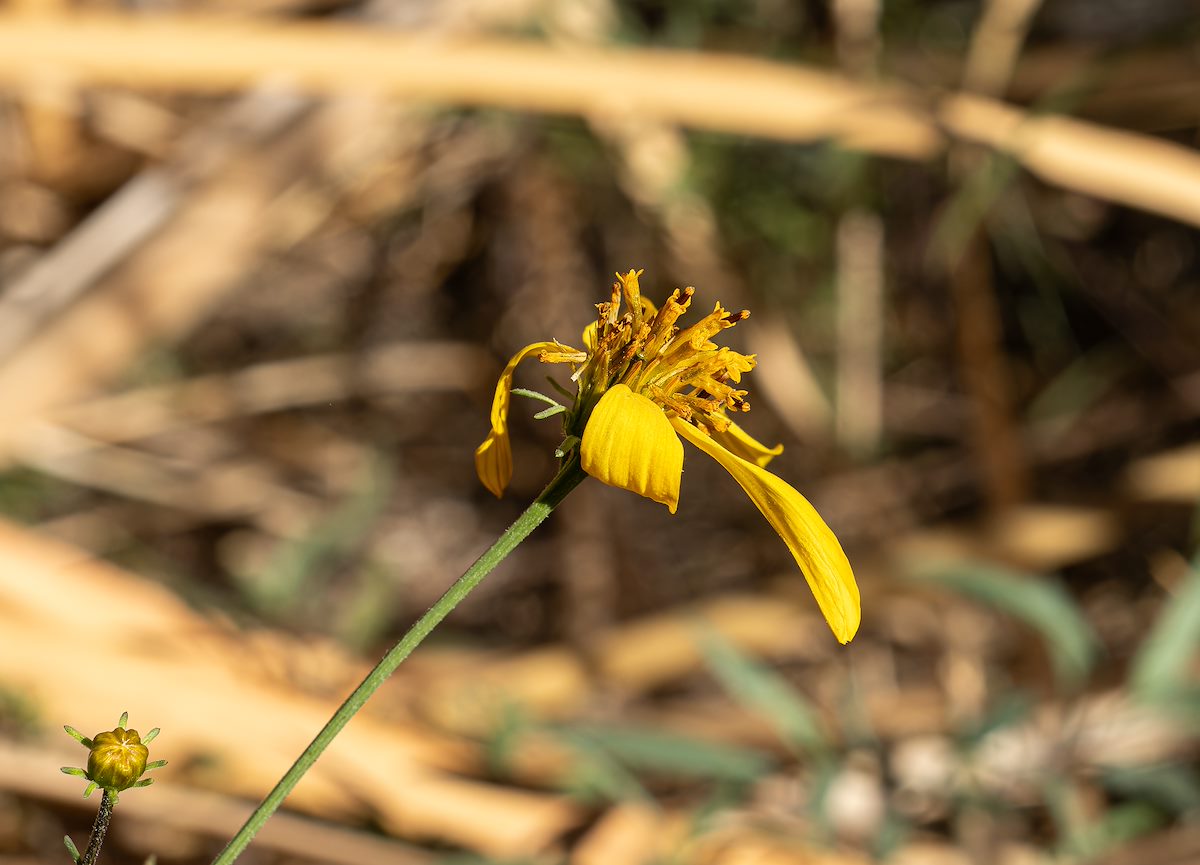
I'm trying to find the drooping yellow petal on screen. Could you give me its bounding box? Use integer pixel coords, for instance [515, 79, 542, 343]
[711, 420, 784, 468]
[582, 384, 683, 513]
[475, 341, 561, 498]
[474, 430, 512, 500]
[672, 418, 860, 643]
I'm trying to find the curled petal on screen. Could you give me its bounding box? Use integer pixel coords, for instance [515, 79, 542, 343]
[475, 341, 561, 498]
[617, 269, 646, 328]
[711, 420, 783, 468]
[474, 430, 512, 499]
[673, 418, 860, 643]
[582, 384, 683, 513]
[583, 297, 656, 351]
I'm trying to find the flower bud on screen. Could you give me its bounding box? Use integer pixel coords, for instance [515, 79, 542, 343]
[86, 727, 149, 792]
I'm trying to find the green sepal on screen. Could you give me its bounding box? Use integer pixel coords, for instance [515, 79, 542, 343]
[512, 388, 569, 421]
[555, 435, 581, 459]
[511, 387, 561, 408]
[63, 726, 91, 748]
[545, 375, 576, 402]
[61, 766, 88, 779]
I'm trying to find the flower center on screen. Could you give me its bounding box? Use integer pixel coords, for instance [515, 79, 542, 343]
[578, 270, 755, 434]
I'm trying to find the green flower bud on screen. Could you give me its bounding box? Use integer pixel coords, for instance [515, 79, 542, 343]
[86, 727, 149, 792]
[62, 712, 165, 800]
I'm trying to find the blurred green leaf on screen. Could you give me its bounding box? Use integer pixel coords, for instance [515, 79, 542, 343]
[1130, 553, 1200, 703]
[334, 559, 400, 650]
[558, 724, 771, 784]
[551, 728, 651, 803]
[929, 152, 1021, 267]
[0, 685, 41, 740]
[697, 626, 828, 757]
[957, 693, 1033, 749]
[1132, 687, 1200, 721]
[872, 811, 912, 861]
[807, 758, 843, 841]
[1026, 344, 1131, 425]
[1103, 764, 1200, 816]
[1059, 798, 1163, 861]
[562, 752, 649, 804]
[240, 452, 392, 617]
[909, 561, 1099, 688]
[0, 468, 77, 522]
[481, 703, 529, 780]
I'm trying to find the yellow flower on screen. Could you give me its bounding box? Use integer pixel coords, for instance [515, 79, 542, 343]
[475, 270, 859, 643]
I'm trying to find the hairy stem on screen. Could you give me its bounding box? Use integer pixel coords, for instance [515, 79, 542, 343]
[81, 791, 114, 865]
[210, 456, 588, 864]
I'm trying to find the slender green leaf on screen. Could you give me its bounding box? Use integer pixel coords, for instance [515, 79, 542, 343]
[533, 404, 566, 420]
[240, 452, 392, 616]
[697, 627, 828, 756]
[958, 693, 1033, 749]
[558, 724, 771, 783]
[910, 561, 1099, 688]
[1130, 555, 1200, 701]
[540, 720, 650, 802]
[1103, 764, 1200, 815]
[1060, 799, 1163, 860]
[511, 387, 562, 409]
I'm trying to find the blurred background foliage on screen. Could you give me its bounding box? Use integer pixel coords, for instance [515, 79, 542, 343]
[0, 0, 1197, 863]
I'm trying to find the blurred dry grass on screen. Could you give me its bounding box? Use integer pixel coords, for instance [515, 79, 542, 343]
[0, 0, 1198, 864]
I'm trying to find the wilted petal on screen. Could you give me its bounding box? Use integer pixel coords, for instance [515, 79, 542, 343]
[582, 384, 683, 513]
[673, 418, 860, 643]
[711, 420, 784, 468]
[617, 269, 646, 326]
[475, 341, 560, 498]
[583, 295, 658, 352]
[474, 430, 512, 500]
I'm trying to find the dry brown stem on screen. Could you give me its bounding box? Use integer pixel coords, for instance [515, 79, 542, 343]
[0, 13, 1195, 228]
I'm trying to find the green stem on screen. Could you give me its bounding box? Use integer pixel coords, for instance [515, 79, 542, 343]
[210, 457, 588, 865]
[81, 790, 114, 865]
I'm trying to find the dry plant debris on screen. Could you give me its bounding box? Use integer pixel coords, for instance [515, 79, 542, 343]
[0, 1, 1197, 863]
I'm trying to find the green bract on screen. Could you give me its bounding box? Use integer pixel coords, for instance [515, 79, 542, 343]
[62, 712, 165, 799]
